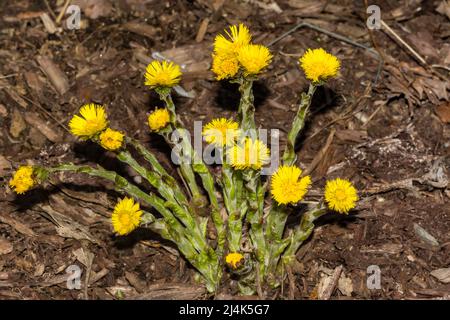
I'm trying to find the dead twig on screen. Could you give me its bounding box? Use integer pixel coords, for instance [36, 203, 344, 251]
[380, 20, 427, 66]
[56, 0, 72, 25]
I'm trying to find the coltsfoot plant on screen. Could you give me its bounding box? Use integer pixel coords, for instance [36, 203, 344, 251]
[9, 24, 358, 295]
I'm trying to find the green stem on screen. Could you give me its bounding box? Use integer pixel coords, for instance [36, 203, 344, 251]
[282, 83, 316, 166]
[281, 206, 327, 265]
[237, 78, 256, 135]
[158, 91, 225, 258]
[222, 164, 246, 252]
[243, 170, 267, 278]
[115, 150, 211, 255]
[47, 164, 219, 291]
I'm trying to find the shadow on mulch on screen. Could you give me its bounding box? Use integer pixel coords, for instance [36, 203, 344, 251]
[214, 80, 271, 112]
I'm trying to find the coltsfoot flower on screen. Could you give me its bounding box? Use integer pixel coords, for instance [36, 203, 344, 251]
[271, 165, 311, 205]
[9, 165, 35, 194]
[227, 137, 270, 170]
[324, 178, 358, 214]
[237, 44, 272, 75]
[111, 197, 143, 235]
[211, 54, 239, 80]
[69, 103, 108, 139]
[300, 48, 340, 83]
[202, 118, 240, 147]
[144, 60, 182, 89]
[99, 128, 124, 151]
[148, 108, 170, 132]
[225, 252, 244, 269]
[214, 24, 252, 57]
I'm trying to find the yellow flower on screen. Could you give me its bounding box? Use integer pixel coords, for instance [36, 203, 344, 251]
[271, 165, 311, 205]
[225, 252, 244, 269]
[324, 178, 358, 214]
[227, 138, 270, 170]
[69, 103, 108, 139]
[148, 108, 170, 132]
[211, 54, 239, 80]
[202, 118, 240, 147]
[300, 48, 340, 83]
[144, 60, 182, 89]
[111, 197, 143, 235]
[99, 128, 124, 151]
[214, 24, 252, 57]
[237, 44, 272, 75]
[9, 166, 35, 194]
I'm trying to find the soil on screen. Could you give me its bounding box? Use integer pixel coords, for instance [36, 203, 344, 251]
[0, 0, 449, 300]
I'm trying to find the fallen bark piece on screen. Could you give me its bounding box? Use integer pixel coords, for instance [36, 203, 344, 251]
[0, 214, 36, 237]
[126, 283, 206, 300]
[430, 268, 450, 284]
[122, 21, 157, 39]
[435, 102, 450, 123]
[24, 112, 62, 143]
[36, 56, 70, 95]
[318, 265, 344, 299]
[9, 108, 27, 138]
[0, 155, 11, 176]
[0, 238, 13, 255]
[413, 223, 440, 247]
[40, 13, 57, 34]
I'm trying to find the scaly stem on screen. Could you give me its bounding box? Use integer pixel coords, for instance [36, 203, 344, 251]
[222, 164, 247, 252]
[158, 91, 225, 259]
[46, 164, 219, 291]
[281, 206, 327, 266]
[282, 83, 316, 166]
[244, 170, 267, 279]
[237, 78, 256, 135]
[115, 150, 211, 255]
[265, 204, 290, 285]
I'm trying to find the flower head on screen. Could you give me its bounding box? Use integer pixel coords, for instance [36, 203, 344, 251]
[69, 104, 108, 139]
[214, 24, 252, 58]
[9, 166, 35, 194]
[237, 44, 272, 75]
[271, 165, 311, 205]
[111, 197, 143, 235]
[144, 60, 182, 89]
[148, 108, 170, 132]
[211, 54, 239, 80]
[300, 48, 340, 83]
[227, 138, 270, 170]
[99, 128, 124, 151]
[202, 118, 240, 147]
[324, 178, 358, 214]
[225, 252, 244, 269]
